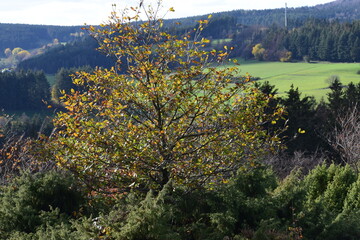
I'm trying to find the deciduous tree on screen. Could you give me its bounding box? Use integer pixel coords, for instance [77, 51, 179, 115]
[4, 48, 11, 58]
[11, 47, 23, 56]
[49, 2, 282, 193]
[15, 50, 30, 61]
[332, 107, 360, 173]
[252, 43, 265, 60]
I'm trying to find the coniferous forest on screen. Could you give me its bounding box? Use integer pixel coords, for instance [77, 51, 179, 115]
[1, 1, 360, 239]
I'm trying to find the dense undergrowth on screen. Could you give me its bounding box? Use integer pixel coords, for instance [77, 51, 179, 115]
[0, 164, 359, 240]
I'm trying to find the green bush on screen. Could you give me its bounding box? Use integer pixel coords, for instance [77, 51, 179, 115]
[318, 211, 360, 240]
[8, 219, 77, 240]
[113, 185, 180, 240]
[343, 175, 360, 212]
[322, 165, 356, 213]
[299, 164, 357, 239]
[207, 167, 278, 239]
[0, 170, 85, 238]
[304, 163, 337, 204]
[2, 164, 359, 239]
[71, 182, 182, 240]
[272, 168, 306, 227]
[70, 167, 280, 240]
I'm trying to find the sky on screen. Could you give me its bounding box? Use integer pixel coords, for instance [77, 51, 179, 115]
[0, 0, 335, 26]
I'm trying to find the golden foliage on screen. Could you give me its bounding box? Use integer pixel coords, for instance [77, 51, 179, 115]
[48, 1, 283, 194]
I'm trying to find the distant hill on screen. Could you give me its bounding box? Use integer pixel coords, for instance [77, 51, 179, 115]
[166, 0, 360, 28]
[18, 37, 115, 74]
[0, 24, 85, 57]
[8, 0, 360, 72]
[3, 0, 360, 54]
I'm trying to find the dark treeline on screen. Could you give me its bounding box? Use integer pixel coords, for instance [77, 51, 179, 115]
[264, 19, 360, 62]
[285, 19, 360, 61]
[0, 70, 53, 142]
[0, 66, 93, 112]
[0, 66, 94, 140]
[166, 0, 360, 30]
[256, 78, 360, 165]
[227, 19, 360, 62]
[24, 18, 360, 68]
[0, 70, 50, 111]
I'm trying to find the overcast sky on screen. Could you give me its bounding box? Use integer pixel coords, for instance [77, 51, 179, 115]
[0, 0, 335, 26]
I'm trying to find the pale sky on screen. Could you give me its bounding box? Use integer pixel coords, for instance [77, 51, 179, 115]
[0, 0, 335, 26]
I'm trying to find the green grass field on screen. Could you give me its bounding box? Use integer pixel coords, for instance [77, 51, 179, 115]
[45, 61, 360, 101]
[228, 60, 360, 100]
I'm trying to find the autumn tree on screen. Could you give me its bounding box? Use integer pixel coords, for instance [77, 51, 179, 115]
[49, 2, 282, 193]
[51, 66, 92, 104]
[11, 47, 23, 56]
[252, 43, 266, 60]
[15, 50, 31, 61]
[4, 48, 12, 58]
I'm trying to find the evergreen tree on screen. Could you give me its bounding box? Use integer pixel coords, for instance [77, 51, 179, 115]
[327, 77, 344, 116]
[280, 85, 318, 153]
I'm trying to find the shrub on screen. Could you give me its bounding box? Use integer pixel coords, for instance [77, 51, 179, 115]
[322, 165, 356, 213]
[343, 175, 360, 212]
[209, 167, 278, 237]
[272, 169, 306, 224]
[0, 170, 84, 237]
[318, 211, 360, 240]
[303, 163, 337, 204]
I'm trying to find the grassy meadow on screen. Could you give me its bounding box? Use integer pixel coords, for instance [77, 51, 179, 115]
[45, 60, 360, 101]
[229, 59, 360, 100]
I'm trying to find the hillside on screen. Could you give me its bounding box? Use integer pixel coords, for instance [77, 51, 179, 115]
[6, 0, 360, 73]
[2, 0, 360, 55]
[0, 24, 85, 57]
[167, 0, 360, 28]
[18, 37, 115, 74]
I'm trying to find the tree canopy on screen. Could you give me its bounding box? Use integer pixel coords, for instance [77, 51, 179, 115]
[49, 2, 282, 194]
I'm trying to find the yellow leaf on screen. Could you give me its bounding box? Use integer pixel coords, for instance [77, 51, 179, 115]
[169, 7, 175, 12]
[298, 128, 306, 134]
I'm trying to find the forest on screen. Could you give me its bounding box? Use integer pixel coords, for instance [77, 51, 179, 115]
[15, 14, 360, 74]
[0, 24, 85, 57]
[1, 1, 360, 239]
[0, 70, 50, 111]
